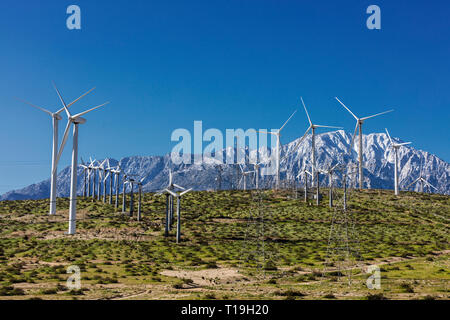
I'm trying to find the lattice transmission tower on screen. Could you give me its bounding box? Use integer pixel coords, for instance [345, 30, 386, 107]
[322, 162, 363, 285]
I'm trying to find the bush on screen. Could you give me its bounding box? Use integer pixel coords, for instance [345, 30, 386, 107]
[0, 285, 25, 296]
[400, 283, 414, 293]
[367, 293, 387, 300]
[40, 288, 58, 295]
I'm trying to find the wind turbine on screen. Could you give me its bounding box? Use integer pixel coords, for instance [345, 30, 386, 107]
[127, 176, 146, 221]
[86, 157, 96, 197]
[238, 164, 254, 190]
[110, 165, 121, 209]
[335, 97, 393, 190]
[258, 110, 297, 189]
[253, 163, 262, 190]
[290, 97, 342, 188]
[385, 128, 411, 196]
[164, 188, 192, 243]
[125, 177, 135, 217]
[156, 170, 186, 236]
[91, 159, 98, 200]
[297, 166, 312, 202]
[17, 86, 95, 215]
[54, 82, 109, 235]
[122, 173, 128, 214]
[97, 159, 107, 201]
[319, 163, 341, 208]
[102, 159, 111, 203]
[405, 164, 437, 193]
[80, 158, 88, 197]
[136, 177, 146, 221]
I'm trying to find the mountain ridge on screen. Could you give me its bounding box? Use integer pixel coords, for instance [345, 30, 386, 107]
[1, 130, 449, 200]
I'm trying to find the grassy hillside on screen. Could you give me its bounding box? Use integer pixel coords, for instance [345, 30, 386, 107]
[0, 188, 448, 300]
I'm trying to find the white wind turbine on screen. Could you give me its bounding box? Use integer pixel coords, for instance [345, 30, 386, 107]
[90, 159, 100, 200]
[102, 159, 111, 203]
[385, 128, 411, 196]
[110, 165, 121, 209]
[54, 82, 109, 235]
[405, 163, 437, 194]
[290, 97, 342, 188]
[17, 86, 95, 215]
[238, 164, 254, 191]
[156, 169, 186, 236]
[319, 163, 341, 207]
[335, 97, 393, 190]
[297, 165, 313, 202]
[165, 188, 192, 243]
[258, 110, 297, 189]
[86, 157, 96, 197]
[253, 162, 262, 190]
[79, 158, 89, 197]
[96, 159, 107, 201]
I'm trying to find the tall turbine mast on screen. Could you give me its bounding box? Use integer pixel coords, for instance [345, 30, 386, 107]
[335, 97, 393, 190]
[54, 82, 109, 235]
[385, 128, 411, 196]
[17, 86, 95, 215]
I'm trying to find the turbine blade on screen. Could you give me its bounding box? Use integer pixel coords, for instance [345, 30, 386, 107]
[256, 130, 277, 135]
[15, 97, 53, 116]
[348, 121, 359, 154]
[73, 101, 109, 118]
[300, 97, 312, 125]
[424, 180, 437, 190]
[288, 126, 311, 158]
[180, 188, 192, 196]
[66, 87, 96, 108]
[361, 109, 394, 121]
[52, 81, 71, 118]
[165, 189, 178, 197]
[406, 177, 420, 189]
[397, 142, 411, 146]
[335, 97, 359, 120]
[173, 183, 186, 190]
[279, 110, 297, 131]
[385, 128, 393, 144]
[314, 125, 343, 129]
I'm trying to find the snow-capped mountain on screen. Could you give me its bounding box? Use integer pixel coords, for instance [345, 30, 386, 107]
[1, 130, 449, 201]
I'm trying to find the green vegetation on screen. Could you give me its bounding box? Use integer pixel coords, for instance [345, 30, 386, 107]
[0, 188, 448, 299]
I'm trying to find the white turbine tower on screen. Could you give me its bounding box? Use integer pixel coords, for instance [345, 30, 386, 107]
[165, 188, 192, 244]
[258, 110, 297, 189]
[17, 86, 95, 215]
[290, 97, 342, 188]
[110, 165, 121, 209]
[54, 83, 109, 235]
[79, 158, 89, 197]
[335, 97, 393, 190]
[102, 159, 111, 203]
[385, 128, 411, 196]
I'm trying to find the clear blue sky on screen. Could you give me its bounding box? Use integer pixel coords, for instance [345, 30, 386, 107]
[0, 0, 449, 193]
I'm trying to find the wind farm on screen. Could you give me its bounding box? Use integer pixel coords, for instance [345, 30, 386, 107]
[0, 85, 449, 301]
[0, 0, 449, 304]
